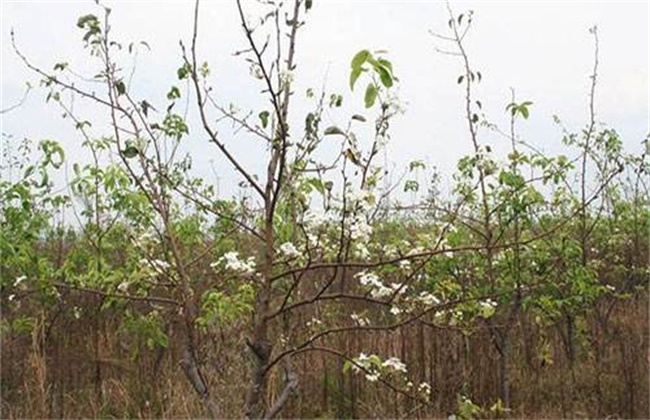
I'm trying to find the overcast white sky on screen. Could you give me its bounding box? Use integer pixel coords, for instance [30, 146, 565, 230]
[1, 0, 648, 199]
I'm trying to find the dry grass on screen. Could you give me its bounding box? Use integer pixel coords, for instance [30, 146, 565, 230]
[1, 290, 647, 419]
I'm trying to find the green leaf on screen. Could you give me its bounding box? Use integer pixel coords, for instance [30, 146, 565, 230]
[343, 360, 353, 373]
[351, 114, 366, 122]
[53, 62, 68, 72]
[409, 160, 426, 171]
[305, 0, 313, 11]
[121, 146, 139, 159]
[141, 100, 155, 117]
[115, 80, 126, 96]
[350, 66, 363, 90]
[324, 126, 345, 136]
[520, 107, 530, 119]
[345, 148, 362, 166]
[259, 111, 270, 129]
[364, 83, 378, 108]
[377, 65, 393, 88]
[177, 63, 191, 80]
[167, 86, 181, 100]
[351, 49, 371, 69]
[307, 178, 325, 194]
[76, 14, 98, 29]
[404, 180, 419, 192]
[457, 75, 464, 84]
[377, 58, 393, 74]
[329, 94, 343, 108]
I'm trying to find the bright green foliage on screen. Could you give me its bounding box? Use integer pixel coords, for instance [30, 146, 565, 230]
[349, 49, 396, 108]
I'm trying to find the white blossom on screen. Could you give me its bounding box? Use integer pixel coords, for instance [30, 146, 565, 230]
[356, 272, 398, 299]
[150, 259, 170, 274]
[357, 352, 369, 364]
[279, 70, 294, 88]
[306, 232, 319, 248]
[365, 372, 380, 382]
[390, 282, 406, 295]
[249, 63, 264, 80]
[117, 281, 130, 293]
[383, 245, 398, 259]
[349, 189, 375, 212]
[14, 276, 26, 287]
[382, 357, 407, 373]
[352, 352, 383, 382]
[138, 258, 171, 275]
[132, 231, 155, 248]
[279, 242, 300, 259]
[349, 213, 372, 241]
[390, 306, 402, 315]
[480, 298, 497, 309]
[213, 252, 256, 275]
[303, 210, 329, 230]
[407, 246, 425, 257]
[354, 243, 371, 260]
[418, 382, 432, 396]
[370, 284, 393, 299]
[418, 291, 440, 306]
[356, 271, 382, 288]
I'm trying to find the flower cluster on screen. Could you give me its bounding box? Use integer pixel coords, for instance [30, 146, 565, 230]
[302, 210, 332, 247]
[346, 190, 375, 259]
[278, 241, 300, 259]
[348, 213, 372, 241]
[407, 246, 425, 257]
[212, 252, 256, 275]
[132, 231, 156, 249]
[478, 298, 497, 318]
[355, 271, 396, 298]
[349, 189, 375, 212]
[418, 291, 440, 306]
[303, 210, 330, 230]
[139, 258, 171, 276]
[480, 298, 497, 308]
[354, 243, 371, 260]
[353, 353, 382, 382]
[279, 70, 294, 88]
[418, 382, 432, 397]
[382, 357, 407, 373]
[351, 353, 409, 383]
